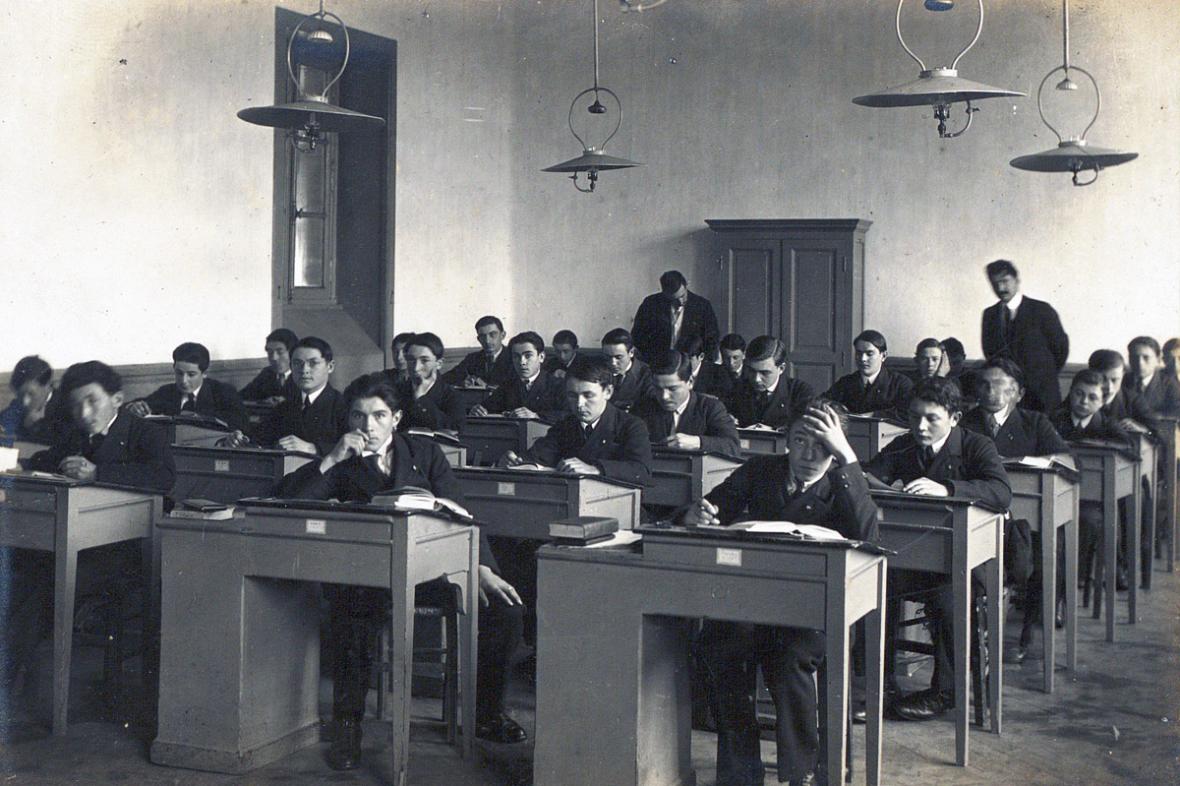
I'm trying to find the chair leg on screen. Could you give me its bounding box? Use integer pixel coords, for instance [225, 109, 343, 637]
[444, 609, 459, 744]
[377, 625, 392, 721]
[971, 595, 988, 729]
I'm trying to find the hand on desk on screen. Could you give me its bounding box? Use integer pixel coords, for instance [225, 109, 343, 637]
[659, 433, 701, 450]
[497, 450, 524, 468]
[278, 435, 317, 455]
[58, 455, 97, 481]
[903, 477, 950, 496]
[508, 407, 538, 420]
[470, 404, 490, 417]
[222, 430, 250, 448]
[478, 566, 522, 608]
[464, 376, 488, 389]
[684, 498, 722, 527]
[1119, 418, 1150, 434]
[557, 458, 599, 475]
[126, 400, 151, 418]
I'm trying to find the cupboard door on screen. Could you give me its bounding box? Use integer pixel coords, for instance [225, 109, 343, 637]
[782, 243, 842, 393]
[724, 240, 777, 339]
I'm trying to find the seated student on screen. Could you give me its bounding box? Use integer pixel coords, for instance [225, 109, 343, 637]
[1164, 337, 1180, 388]
[684, 400, 877, 786]
[441, 316, 515, 388]
[729, 336, 815, 429]
[1089, 349, 1144, 425]
[600, 327, 655, 413]
[0, 355, 69, 445]
[541, 329, 579, 379]
[8, 362, 175, 702]
[911, 338, 946, 382]
[231, 336, 349, 455]
[471, 331, 566, 422]
[824, 330, 913, 417]
[633, 350, 741, 457]
[961, 358, 1070, 658]
[1124, 335, 1180, 423]
[863, 377, 1011, 721]
[239, 328, 300, 404]
[1050, 369, 1134, 597]
[942, 337, 973, 403]
[707, 333, 751, 407]
[274, 375, 526, 769]
[676, 335, 726, 400]
[397, 332, 465, 431]
[380, 331, 416, 387]
[127, 342, 249, 432]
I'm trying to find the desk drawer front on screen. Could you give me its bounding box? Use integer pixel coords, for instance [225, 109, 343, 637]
[643, 539, 830, 578]
[644, 470, 692, 507]
[879, 524, 952, 573]
[239, 511, 396, 544]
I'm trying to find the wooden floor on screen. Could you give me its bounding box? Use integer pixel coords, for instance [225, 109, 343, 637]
[2, 561, 1179, 785]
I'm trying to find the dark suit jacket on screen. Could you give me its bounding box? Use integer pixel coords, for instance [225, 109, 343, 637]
[441, 348, 515, 387]
[692, 362, 737, 401]
[239, 368, 300, 403]
[1123, 373, 1180, 421]
[523, 403, 652, 486]
[480, 370, 567, 422]
[863, 426, 1012, 510]
[960, 406, 1070, 458]
[143, 377, 249, 432]
[610, 359, 655, 413]
[633, 392, 742, 457]
[0, 388, 70, 445]
[399, 379, 465, 432]
[28, 412, 175, 494]
[981, 297, 1069, 413]
[1049, 407, 1132, 448]
[823, 368, 913, 418]
[730, 376, 816, 429]
[631, 290, 721, 364]
[275, 433, 497, 571]
[697, 456, 879, 543]
[541, 354, 577, 378]
[258, 384, 350, 456]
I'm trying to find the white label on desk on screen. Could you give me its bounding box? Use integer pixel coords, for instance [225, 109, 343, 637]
[497, 482, 516, 496]
[305, 519, 327, 535]
[0, 490, 5, 503]
[716, 547, 742, 567]
[739, 439, 750, 449]
[214, 460, 230, 472]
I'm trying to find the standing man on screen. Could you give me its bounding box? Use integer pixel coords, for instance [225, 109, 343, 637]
[980, 260, 1069, 413]
[631, 270, 720, 365]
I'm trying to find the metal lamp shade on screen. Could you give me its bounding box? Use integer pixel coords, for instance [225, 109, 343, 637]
[542, 150, 641, 173]
[854, 70, 1024, 107]
[1010, 140, 1138, 173]
[237, 98, 384, 133]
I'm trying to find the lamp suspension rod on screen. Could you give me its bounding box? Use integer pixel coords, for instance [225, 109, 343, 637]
[1061, 0, 1070, 71]
[592, 0, 601, 91]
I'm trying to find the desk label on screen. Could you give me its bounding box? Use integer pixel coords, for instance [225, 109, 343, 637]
[497, 482, 516, 496]
[305, 519, 327, 535]
[739, 439, 750, 449]
[716, 547, 742, 567]
[214, 460, 230, 473]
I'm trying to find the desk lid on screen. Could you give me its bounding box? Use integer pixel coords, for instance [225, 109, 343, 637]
[0, 471, 163, 497]
[846, 412, 907, 426]
[737, 426, 786, 435]
[239, 496, 479, 525]
[452, 465, 643, 490]
[143, 413, 231, 432]
[650, 446, 746, 463]
[868, 488, 1007, 514]
[1068, 438, 1138, 461]
[636, 523, 891, 555]
[170, 444, 317, 459]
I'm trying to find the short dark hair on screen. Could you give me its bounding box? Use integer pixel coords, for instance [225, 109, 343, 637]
[266, 329, 299, 352]
[986, 259, 1019, 279]
[659, 270, 687, 293]
[1164, 338, 1180, 370]
[649, 350, 693, 381]
[173, 342, 211, 372]
[915, 337, 943, 355]
[343, 373, 403, 413]
[980, 357, 1026, 389]
[1128, 336, 1162, 357]
[566, 357, 616, 389]
[405, 332, 445, 360]
[719, 333, 746, 353]
[1088, 349, 1125, 373]
[294, 336, 334, 362]
[10, 355, 52, 390]
[475, 315, 504, 333]
[910, 377, 962, 415]
[941, 337, 966, 362]
[675, 335, 704, 358]
[602, 328, 635, 351]
[853, 330, 887, 353]
[60, 361, 123, 397]
[746, 335, 786, 366]
[1071, 369, 1105, 391]
[786, 397, 850, 434]
[552, 329, 579, 349]
[509, 331, 546, 355]
[390, 331, 415, 353]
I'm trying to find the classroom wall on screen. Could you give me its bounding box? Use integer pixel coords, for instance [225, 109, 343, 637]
[3, 1, 1176, 377]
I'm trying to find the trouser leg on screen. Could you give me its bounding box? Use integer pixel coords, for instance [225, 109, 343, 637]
[473, 590, 522, 722]
[700, 621, 764, 786]
[762, 627, 826, 783]
[925, 566, 986, 695]
[488, 537, 540, 647]
[326, 585, 384, 721]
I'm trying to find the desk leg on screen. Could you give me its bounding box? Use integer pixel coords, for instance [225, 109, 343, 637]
[952, 525, 970, 766]
[986, 552, 1003, 735]
[388, 566, 415, 786]
[462, 550, 479, 760]
[1040, 511, 1057, 695]
[864, 566, 886, 786]
[1129, 482, 1141, 625]
[1065, 511, 1078, 676]
[823, 609, 850, 786]
[52, 541, 78, 736]
[1143, 462, 1156, 590]
[1102, 469, 1117, 642]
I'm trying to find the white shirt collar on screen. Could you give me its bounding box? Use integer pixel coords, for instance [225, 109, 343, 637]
[1004, 292, 1024, 314]
[861, 368, 882, 386]
[303, 384, 327, 406]
[184, 385, 202, 402]
[928, 431, 951, 456]
[1073, 413, 1094, 430]
[1138, 373, 1155, 392]
[763, 376, 779, 394]
[523, 370, 540, 387]
[98, 411, 119, 436]
[674, 395, 691, 417]
[992, 404, 1013, 428]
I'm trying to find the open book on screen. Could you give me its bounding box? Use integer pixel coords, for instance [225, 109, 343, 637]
[1003, 453, 1077, 472]
[405, 428, 462, 446]
[730, 520, 847, 541]
[370, 487, 472, 519]
[504, 462, 550, 472]
[740, 423, 781, 432]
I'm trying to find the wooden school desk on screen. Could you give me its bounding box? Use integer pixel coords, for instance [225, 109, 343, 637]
[737, 427, 789, 458]
[1071, 440, 1141, 642]
[452, 466, 641, 539]
[12, 440, 50, 461]
[459, 415, 550, 465]
[645, 447, 744, 508]
[406, 429, 467, 468]
[1004, 457, 1081, 693]
[171, 445, 315, 504]
[0, 472, 161, 736]
[151, 500, 479, 783]
[846, 414, 907, 464]
[1129, 433, 1157, 590]
[144, 414, 232, 448]
[534, 527, 888, 786]
[870, 490, 1005, 767]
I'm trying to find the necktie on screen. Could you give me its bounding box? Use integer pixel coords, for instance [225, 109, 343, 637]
[662, 410, 675, 436]
[88, 432, 106, 458]
[1000, 305, 1012, 344]
[364, 453, 383, 475]
[985, 412, 999, 438]
[921, 446, 935, 473]
[756, 390, 770, 413]
[181, 395, 196, 412]
[614, 374, 624, 390]
[582, 423, 594, 444]
[302, 396, 311, 414]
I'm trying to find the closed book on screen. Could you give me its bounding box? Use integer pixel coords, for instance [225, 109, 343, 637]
[548, 515, 618, 541]
[169, 506, 235, 521]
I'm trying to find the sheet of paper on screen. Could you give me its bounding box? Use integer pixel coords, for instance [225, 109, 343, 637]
[743, 423, 779, 432]
[738, 520, 846, 541]
[0, 447, 19, 472]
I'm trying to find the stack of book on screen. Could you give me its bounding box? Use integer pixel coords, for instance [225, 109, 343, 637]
[170, 498, 235, 520]
[548, 516, 619, 546]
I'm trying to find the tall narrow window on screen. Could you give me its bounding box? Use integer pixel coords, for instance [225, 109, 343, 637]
[287, 65, 338, 304]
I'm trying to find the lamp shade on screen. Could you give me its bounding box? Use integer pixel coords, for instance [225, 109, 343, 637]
[542, 150, 641, 173]
[237, 98, 384, 134]
[854, 69, 1024, 107]
[1010, 140, 1138, 173]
